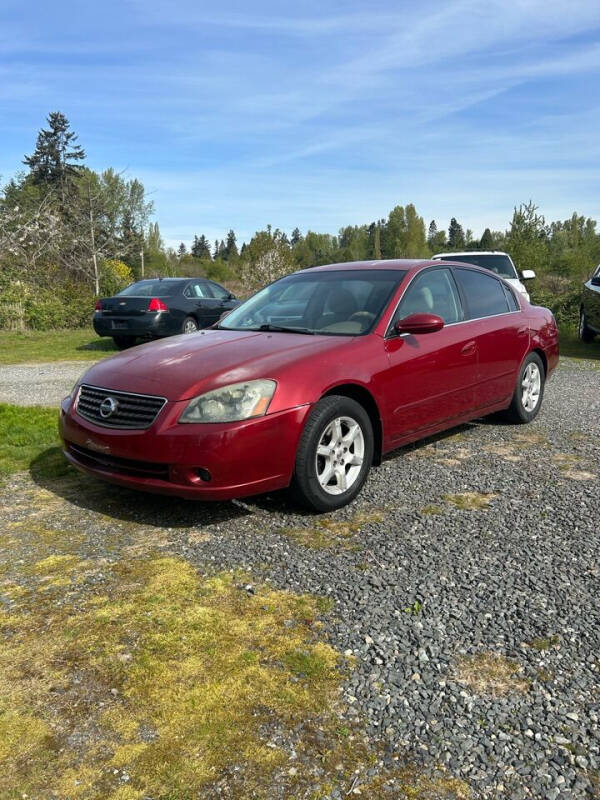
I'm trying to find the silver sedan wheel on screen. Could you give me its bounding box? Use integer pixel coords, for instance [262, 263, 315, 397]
[183, 318, 198, 334]
[521, 362, 541, 412]
[315, 415, 365, 495]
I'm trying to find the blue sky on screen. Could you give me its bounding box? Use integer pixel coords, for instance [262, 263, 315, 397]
[2, 0, 600, 249]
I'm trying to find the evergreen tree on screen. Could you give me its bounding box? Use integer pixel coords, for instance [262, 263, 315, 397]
[290, 227, 302, 247]
[213, 239, 220, 259]
[177, 242, 187, 258]
[480, 228, 494, 249]
[447, 218, 466, 250]
[223, 229, 238, 261]
[23, 111, 85, 198]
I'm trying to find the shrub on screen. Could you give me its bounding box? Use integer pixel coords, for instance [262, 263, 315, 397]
[99, 259, 134, 296]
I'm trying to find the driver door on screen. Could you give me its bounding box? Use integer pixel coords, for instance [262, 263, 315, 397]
[382, 267, 479, 442]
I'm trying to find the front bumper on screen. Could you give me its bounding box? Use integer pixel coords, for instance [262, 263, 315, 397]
[59, 396, 310, 500]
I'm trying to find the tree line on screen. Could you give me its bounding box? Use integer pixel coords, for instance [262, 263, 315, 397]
[1, 112, 598, 330]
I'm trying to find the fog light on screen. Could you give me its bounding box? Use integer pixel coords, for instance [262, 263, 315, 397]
[196, 467, 212, 482]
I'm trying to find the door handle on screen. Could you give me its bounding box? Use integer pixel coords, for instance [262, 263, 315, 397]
[461, 341, 476, 356]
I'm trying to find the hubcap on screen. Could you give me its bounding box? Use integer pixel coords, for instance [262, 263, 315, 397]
[521, 363, 541, 412]
[184, 319, 197, 333]
[315, 415, 365, 495]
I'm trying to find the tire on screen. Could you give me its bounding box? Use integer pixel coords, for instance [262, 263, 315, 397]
[503, 352, 545, 424]
[579, 308, 595, 343]
[182, 316, 199, 334]
[290, 395, 374, 512]
[112, 335, 136, 350]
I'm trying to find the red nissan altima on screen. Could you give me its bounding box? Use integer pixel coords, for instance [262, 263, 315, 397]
[59, 260, 559, 511]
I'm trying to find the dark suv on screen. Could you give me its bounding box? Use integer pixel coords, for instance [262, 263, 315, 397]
[93, 277, 239, 349]
[579, 265, 600, 343]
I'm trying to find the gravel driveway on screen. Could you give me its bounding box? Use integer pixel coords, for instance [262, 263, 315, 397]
[3, 357, 600, 798]
[0, 360, 92, 406]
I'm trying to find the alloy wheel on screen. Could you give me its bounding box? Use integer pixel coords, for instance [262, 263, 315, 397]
[521, 362, 541, 412]
[315, 415, 365, 495]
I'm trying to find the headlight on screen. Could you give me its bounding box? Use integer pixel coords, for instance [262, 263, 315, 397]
[179, 379, 276, 423]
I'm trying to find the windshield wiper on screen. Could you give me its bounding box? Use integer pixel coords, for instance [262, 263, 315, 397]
[258, 323, 315, 335]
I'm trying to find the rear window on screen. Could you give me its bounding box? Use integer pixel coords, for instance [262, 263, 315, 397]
[118, 280, 181, 297]
[437, 254, 517, 279]
[455, 269, 509, 319]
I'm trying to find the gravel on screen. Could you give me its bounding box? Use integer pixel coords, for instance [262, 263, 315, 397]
[3, 356, 600, 798]
[0, 360, 91, 406]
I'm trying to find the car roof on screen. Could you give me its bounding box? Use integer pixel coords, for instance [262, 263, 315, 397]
[432, 251, 510, 258]
[301, 259, 431, 273]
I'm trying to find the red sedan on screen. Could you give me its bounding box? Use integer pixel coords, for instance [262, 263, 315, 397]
[59, 260, 559, 511]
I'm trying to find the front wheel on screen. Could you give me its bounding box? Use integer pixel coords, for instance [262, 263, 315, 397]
[503, 352, 545, 424]
[579, 309, 595, 343]
[112, 335, 136, 350]
[290, 395, 374, 512]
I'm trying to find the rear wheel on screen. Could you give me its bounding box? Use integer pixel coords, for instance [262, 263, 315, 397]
[182, 316, 199, 334]
[112, 335, 136, 350]
[579, 308, 595, 343]
[503, 352, 545, 424]
[290, 395, 373, 512]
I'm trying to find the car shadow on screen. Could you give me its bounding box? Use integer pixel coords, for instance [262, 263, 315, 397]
[29, 447, 252, 528]
[75, 339, 119, 354]
[381, 420, 481, 462]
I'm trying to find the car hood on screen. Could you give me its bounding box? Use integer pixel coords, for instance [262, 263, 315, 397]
[79, 329, 355, 401]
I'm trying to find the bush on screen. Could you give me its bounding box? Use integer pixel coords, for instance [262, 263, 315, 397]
[99, 259, 134, 296]
[24, 283, 94, 330]
[529, 282, 581, 328]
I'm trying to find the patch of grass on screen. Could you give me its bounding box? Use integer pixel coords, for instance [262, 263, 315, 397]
[443, 492, 497, 511]
[0, 329, 117, 364]
[0, 403, 71, 478]
[0, 555, 352, 798]
[420, 504, 443, 516]
[283, 510, 384, 550]
[559, 327, 600, 362]
[404, 600, 423, 615]
[527, 634, 560, 651]
[455, 653, 530, 696]
[536, 668, 554, 683]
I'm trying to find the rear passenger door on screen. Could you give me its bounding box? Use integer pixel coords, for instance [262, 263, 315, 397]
[454, 268, 529, 410]
[184, 281, 220, 327]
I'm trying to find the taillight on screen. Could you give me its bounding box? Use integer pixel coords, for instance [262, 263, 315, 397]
[95, 300, 102, 311]
[148, 297, 169, 312]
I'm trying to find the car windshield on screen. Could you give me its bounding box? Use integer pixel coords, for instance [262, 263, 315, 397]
[220, 269, 406, 336]
[118, 280, 181, 297]
[437, 255, 517, 279]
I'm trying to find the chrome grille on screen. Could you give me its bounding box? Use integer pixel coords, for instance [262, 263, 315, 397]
[76, 384, 167, 429]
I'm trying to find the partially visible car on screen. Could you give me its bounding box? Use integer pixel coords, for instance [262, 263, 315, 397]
[432, 251, 535, 301]
[93, 277, 240, 349]
[579, 263, 600, 342]
[62, 259, 559, 512]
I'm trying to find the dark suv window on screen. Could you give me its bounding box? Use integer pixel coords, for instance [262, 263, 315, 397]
[456, 269, 509, 319]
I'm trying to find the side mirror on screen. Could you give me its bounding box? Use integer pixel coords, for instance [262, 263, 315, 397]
[521, 269, 536, 280]
[219, 309, 233, 321]
[227, 292, 236, 300]
[395, 313, 444, 335]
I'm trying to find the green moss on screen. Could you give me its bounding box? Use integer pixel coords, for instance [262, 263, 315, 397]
[528, 634, 560, 651]
[283, 510, 384, 550]
[443, 492, 497, 511]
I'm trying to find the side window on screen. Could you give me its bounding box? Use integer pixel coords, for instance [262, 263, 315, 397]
[183, 285, 194, 299]
[396, 268, 463, 324]
[209, 282, 229, 300]
[502, 283, 519, 311]
[192, 282, 210, 298]
[456, 269, 509, 319]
